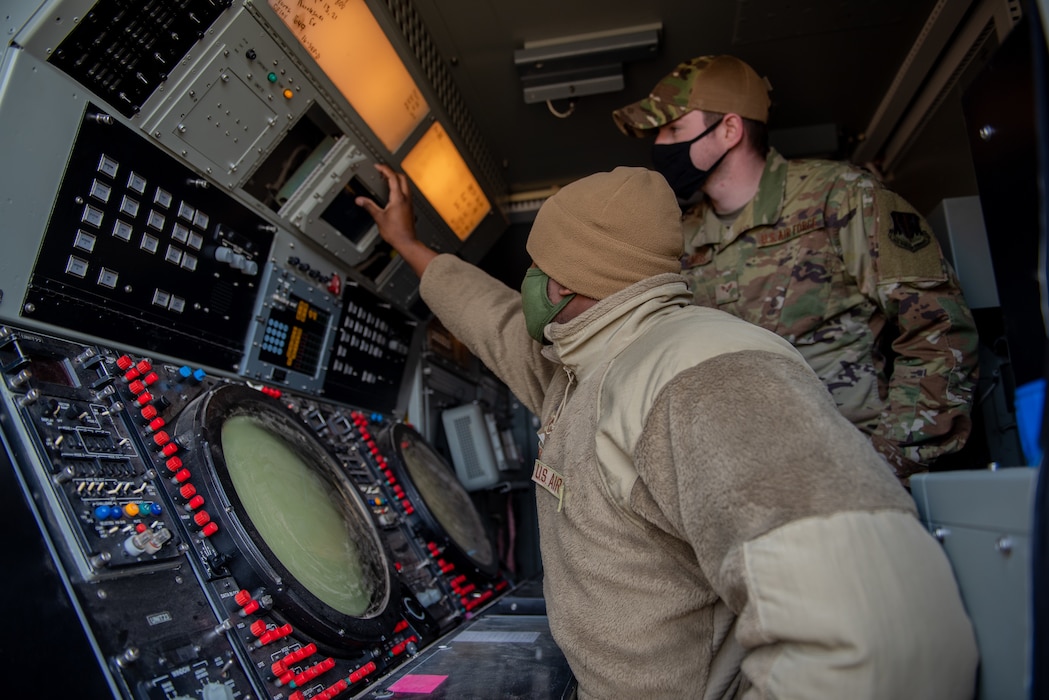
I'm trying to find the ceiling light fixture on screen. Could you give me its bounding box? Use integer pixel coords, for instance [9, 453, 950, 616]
[514, 23, 662, 106]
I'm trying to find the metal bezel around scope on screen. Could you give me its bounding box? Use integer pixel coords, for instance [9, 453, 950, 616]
[377, 422, 501, 579]
[172, 384, 403, 648]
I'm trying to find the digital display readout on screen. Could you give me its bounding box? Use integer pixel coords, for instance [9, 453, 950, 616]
[257, 296, 331, 377]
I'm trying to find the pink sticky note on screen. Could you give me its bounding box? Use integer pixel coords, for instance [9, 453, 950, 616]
[387, 674, 448, 693]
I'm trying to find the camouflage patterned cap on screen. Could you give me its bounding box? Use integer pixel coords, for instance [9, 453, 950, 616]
[613, 55, 772, 137]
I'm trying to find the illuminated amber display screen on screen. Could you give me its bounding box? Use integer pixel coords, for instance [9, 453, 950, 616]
[268, 0, 428, 152]
[401, 122, 491, 240]
[221, 414, 376, 616]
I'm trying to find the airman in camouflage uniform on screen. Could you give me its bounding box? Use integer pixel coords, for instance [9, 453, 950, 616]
[613, 55, 979, 481]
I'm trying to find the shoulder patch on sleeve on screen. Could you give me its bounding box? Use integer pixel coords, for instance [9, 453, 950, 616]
[875, 189, 946, 282]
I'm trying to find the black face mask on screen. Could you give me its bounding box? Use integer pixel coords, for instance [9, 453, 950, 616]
[651, 116, 728, 201]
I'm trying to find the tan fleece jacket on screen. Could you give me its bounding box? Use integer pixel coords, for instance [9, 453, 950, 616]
[420, 254, 977, 699]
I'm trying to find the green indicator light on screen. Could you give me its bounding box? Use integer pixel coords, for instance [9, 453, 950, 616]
[267, 72, 278, 83]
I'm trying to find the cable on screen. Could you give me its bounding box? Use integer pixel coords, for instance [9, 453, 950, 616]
[546, 99, 576, 119]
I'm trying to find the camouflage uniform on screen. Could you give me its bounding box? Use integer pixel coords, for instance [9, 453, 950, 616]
[681, 149, 978, 480]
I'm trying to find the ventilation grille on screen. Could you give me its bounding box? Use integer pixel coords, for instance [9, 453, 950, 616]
[442, 403, 499, 490]
[452, 415, 485, 479]
[506, 198, 548, 224]
[383, 0, 508, 205]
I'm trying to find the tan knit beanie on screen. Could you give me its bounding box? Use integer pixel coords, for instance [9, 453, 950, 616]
[525, 167, 683, 300]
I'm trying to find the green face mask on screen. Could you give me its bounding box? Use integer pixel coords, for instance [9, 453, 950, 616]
[520, 267, 575, 343]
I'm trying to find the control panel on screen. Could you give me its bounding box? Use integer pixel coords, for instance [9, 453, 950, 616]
[23, 106, 274, 373]
[0, 2, 521, 697]
[0, 325, 508, 699]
